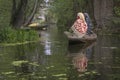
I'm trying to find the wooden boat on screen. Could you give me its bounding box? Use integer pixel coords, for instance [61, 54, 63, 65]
[28, 22, 48, 30]
[28, 22, 40, 27]
[64, 31, 97, 44]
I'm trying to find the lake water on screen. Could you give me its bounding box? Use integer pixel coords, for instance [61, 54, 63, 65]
[0, 25, 120, 80]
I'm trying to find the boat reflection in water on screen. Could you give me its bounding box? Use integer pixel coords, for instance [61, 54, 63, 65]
[68, 41, 96, 73]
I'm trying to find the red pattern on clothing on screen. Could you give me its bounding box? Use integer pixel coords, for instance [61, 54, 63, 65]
[73, 19, 87, 34]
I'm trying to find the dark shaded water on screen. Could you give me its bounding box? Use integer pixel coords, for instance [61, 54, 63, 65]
[0, 25, 120, 80]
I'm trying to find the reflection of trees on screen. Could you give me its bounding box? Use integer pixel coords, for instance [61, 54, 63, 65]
[11, 38, 68, 80]
[12, 43, 45, 79]
[93, 35, 120, 80]
[14, 44, 30, 74]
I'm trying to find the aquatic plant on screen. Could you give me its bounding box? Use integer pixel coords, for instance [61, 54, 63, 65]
[12, 60, 29, 67]
[0, 27, 39, 44]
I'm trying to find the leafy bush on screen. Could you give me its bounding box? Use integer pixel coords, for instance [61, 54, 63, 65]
[28, 30, 39, 41]
[114, 7, 120, 17]
[0, 27, 39, 43]
[0, 0, 12, 27]
[114, 0, 120, 17]
[0, 27, 16, 43]
[51, 0, 87, 29]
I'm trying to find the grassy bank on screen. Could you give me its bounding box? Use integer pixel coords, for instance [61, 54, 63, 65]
[0, 27, 39, 46]
[0, 40, 39, 47]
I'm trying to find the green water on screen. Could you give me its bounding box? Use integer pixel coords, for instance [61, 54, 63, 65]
[0, 25, 120, 80]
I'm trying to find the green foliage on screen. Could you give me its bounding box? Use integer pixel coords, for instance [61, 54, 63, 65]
[12, 60, 29, 67]
[51, 0, 74, 26]
[112, 17, 120, 25]
[12, 61, 40, 67]
[0, 0, 12, 27]
[114, 7, 120, 16]
[24, 0, 38, 21]
[0, 0, 41, 28]
[51, 0, 87, 28]
[0, 0, 40, 44]
[0, 27, 39, 43]
[114, 0, 120, 16]
[0, 27, 16, 43]
[2, 71, 15, 75]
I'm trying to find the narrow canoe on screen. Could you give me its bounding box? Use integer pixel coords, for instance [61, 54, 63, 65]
[64, 31, 97, 43]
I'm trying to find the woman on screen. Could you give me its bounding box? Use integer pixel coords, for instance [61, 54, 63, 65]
[84, 13, 93, 34]
[71, 12, 88, 38]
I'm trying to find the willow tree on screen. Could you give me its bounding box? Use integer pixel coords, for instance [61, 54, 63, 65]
[10, 0, 41, 28]
[51, 0, 120, 31]
[94, 0, 113, 28]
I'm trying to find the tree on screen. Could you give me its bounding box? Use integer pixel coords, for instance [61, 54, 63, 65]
[51, 0, 87, 28]
[10, 0, 40, 28]
[51, 0, 118, 30]
[0, 0, 12, 28]
[94, 0, 113, 28]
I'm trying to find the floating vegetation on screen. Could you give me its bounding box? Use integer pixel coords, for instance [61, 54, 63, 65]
[45, 65, 55, 69]
[46, 67, 51, 69]
[78, 70, 100, 77]
[91, 71, 100, 74]
[38, 76, 47, 79]
[79, 74, 85, 77]
[12, 60, 29, 67]
[89, 62, 102, 65]
[102, 47, 118, 49]
[0, 40, 39, 47]
[1, 71, 15, 75]
[29, 72, 35, 76]
[84, 72, 91, 75]
[29, 62, 39, 67]
[58, 77, 67, 80]
[52, 74, 66, 77]
[12, 60, 41, 67]
[0, 54, 4, 57]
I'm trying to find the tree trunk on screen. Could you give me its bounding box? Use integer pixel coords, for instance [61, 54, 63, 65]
[94, 0, 113, 28]
[10, 0, 28, 28]
[23, 0, 38, 26]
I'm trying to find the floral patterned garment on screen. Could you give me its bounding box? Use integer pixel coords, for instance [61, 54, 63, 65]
[71, 18, 88, 38]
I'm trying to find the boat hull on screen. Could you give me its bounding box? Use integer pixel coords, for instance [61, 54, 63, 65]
[64, 31, 97, 44]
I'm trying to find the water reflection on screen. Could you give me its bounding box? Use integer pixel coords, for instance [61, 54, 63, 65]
[72, 52, 88, 72]
[44, 41, 51, 55]
[68, 42, 96, 73]
[41, 31, 52, 55]
[0, 25, 120, 80]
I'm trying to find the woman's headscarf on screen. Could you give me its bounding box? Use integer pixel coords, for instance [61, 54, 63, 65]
[77, 13, 86, 22]
[71, 12, 88, 38]
[84, 13, 93, 34]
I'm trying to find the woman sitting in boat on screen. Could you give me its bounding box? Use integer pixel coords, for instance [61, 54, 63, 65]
[84, 13, 93, 35]
[70, 12, 88, 38]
